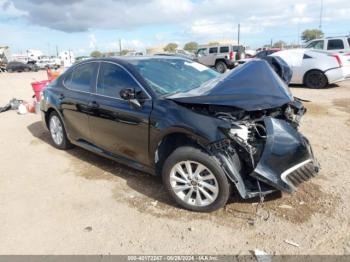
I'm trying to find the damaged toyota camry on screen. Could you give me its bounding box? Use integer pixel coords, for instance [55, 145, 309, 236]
[41, 56, 320, 212]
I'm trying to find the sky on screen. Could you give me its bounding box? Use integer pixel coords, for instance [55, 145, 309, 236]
[0, 0, 349, 56]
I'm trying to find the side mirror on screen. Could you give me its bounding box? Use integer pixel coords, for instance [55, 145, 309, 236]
[120, 88, 141, 108]
[120, 88, 135, 100]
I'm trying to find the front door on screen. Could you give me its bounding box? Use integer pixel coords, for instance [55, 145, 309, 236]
[88, 62, 152, 166]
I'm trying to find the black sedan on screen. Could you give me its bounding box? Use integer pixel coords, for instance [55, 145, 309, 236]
[41, 57, 319, 212]
[6, 61, 39, 72]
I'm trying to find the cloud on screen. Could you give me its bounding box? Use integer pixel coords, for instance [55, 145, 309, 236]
[2, 0, 350, 39]
[0, 0, 26, 16]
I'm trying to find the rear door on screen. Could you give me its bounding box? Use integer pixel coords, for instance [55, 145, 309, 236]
[88, 62, 152, 166]
[61, 62, 98, 143]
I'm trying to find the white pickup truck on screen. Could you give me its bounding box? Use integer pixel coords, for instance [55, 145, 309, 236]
[305, 36, 350, 54]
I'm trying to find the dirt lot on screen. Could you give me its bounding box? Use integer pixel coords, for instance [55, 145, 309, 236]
[0, 71, 349, 255]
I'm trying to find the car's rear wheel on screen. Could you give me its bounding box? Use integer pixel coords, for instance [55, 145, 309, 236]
[162, 146, 231, 212]
[48, 111, 73, 150]
[215, 61, 228, 73]
[304, 70, 328, 89]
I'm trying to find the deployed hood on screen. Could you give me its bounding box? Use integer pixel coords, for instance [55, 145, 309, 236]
[168, 60, 294, 111]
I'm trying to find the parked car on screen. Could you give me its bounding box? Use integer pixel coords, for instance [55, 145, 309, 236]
[36, 56, 60, 70]
[271, 49, 347, 88]
[41, 57, 319, 212]
[238, 48, 281, 64]
[6, 61, 39, 72]
[195, 45, 245, 73]
[125, 51, 144, 56]
[305, 36, 350, 54]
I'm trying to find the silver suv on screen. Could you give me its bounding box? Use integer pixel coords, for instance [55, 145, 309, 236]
[305, 36, 350, 53]
[195, 45, 245, 73]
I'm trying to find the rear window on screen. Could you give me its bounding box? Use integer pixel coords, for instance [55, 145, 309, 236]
[219, 46, 229, 53]
[327, 39, 344, 50]
[209, 47, 218, 54]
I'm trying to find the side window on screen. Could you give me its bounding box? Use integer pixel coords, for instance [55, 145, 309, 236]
[197, 48, 207, 56]
[209, 47, 218, 54]
[65, 63, 95, 92]
[348, 38, 350, 47]
[97, 62, 139, 98]
[219, 46, 229, 53]
[306, 40, 324, 49]
[327, 39, 344, 50]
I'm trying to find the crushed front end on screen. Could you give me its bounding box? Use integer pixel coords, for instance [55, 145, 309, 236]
[207, 100, 320, 199]
[169, 60, 320, 199]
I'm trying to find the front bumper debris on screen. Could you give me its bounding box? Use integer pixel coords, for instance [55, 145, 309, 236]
[250, 117, 319, 193]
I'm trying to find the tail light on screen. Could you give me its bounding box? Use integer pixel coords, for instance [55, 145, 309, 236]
[330, 54, 343, 67]
[229, 51, 234, 60]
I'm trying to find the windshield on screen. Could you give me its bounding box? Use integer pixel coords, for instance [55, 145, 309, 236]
[129, 58, 220, 96]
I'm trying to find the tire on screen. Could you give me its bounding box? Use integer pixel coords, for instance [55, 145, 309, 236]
[215, 61, 228, 73]
[48, 111, 73, 150]
[162, 146, 231, 212]
[24, 68, 30, 72]
[7, 68, 13, 73]
[304, 70, 328, 89]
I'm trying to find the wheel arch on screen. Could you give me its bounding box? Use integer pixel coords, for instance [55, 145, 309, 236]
[153, 131, 210, 176]
[44, 106, 64, 129]
[215, 58, 227, 65]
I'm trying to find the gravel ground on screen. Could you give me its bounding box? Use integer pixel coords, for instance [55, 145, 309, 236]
[0, 71, 349, 255]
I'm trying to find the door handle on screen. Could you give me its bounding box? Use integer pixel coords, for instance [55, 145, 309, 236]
[88, 101, 99, 109]
[58, 94, 65, 100]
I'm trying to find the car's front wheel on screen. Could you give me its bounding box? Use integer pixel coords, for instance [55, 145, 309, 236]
[48, 111, 73, 150]
[162, 146, 231, 212]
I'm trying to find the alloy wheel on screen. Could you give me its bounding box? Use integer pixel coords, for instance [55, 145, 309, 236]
[169, 161, 219, 207]
[49, 115, 64, 146]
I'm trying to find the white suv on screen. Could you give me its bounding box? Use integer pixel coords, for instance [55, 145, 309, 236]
[195, 45, 245, 73]
[305, 36, 350, 53]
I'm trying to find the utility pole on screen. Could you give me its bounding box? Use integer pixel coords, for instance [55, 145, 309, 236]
[297, 22, 300, 47]
[270, 38, 273, 48]
[119, 39, 122, 55]
[319, 0, 323, 30]
[237, 23, 240, 45]
[56, 45, 59, 57]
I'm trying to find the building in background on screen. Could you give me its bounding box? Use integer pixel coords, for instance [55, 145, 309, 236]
[59, 50, 75, 67]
